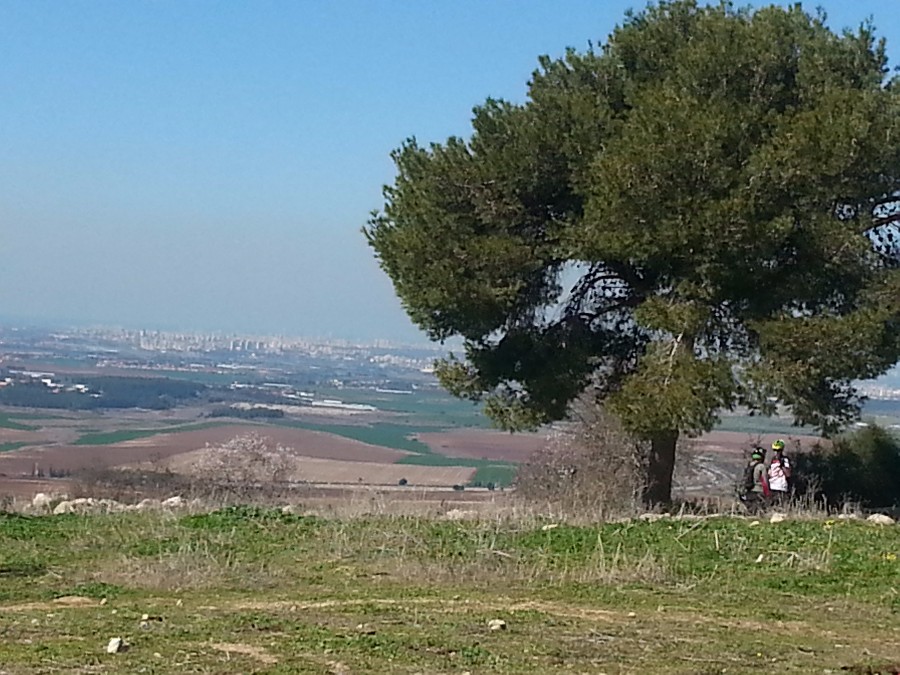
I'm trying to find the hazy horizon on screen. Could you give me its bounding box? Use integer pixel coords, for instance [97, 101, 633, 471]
[2, 1, 897, 343]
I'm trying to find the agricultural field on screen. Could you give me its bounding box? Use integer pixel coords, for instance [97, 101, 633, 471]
[0, 507, 898, 673]
[0, 383, 897, 502]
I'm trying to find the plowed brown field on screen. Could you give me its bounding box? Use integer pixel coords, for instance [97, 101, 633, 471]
[414, 428, 546, 461]
[0, 424, 410, 479]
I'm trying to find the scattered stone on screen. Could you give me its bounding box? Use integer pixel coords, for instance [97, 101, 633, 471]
[30, 619, 39, 625]
[755, 554, 765, 563]
[866, 513, 896, 526]
[281, 504, 300, 515]
[136, 499, 162, 512]
[355, 623, 376, 635]
[769, 513, 786, 524]
[541, 523, 559, 531]
[638, 513, 671, 522]
[487, 618, 507, 631]
[31, 493, 53, 510]
[161, 495, 184, 509]
[106, 637, 127, 654]
[99, 598, 108, 606]
[627, 612, 637, 618]
[837, 513, 859, 520]
[443, 509, 478, 521]
[749, 520, 761, 527]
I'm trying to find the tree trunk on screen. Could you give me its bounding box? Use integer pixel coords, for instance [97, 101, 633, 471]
[642, 429, 678, 507]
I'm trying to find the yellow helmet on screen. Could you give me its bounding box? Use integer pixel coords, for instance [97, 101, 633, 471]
[772, 439, 785, 451]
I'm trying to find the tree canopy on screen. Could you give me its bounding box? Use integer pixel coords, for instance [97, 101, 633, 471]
[365, 1, 900, 504]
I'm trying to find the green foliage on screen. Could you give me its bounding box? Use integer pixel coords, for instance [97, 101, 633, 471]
[0, 375, 205, 411]
[795, 424, 900, 508]
[206, 405, 284, 419]
[179, 505, 324, 531]
[366, 1, 900, 502]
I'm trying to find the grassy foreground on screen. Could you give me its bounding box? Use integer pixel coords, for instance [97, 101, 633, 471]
[1, 507, 898, 674]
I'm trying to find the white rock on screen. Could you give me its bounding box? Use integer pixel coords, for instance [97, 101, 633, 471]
[32, 493, 53, 510]
[837, 513, 860, 520]
[281, 504, 299, 515]
[161, 496, 184, 508]
[541, 523, 559, 531]
[443, 509, 478, 521]
[106, 637, 126, 654]
[638, 513, 671, 522]
[866, 513, 896, 526]
[487, 619, 507, 631]
[769, 513, 786, 524]
[136, 499, 161, 511]
[52, 501, 74, 515]
[749, 520, 760, 527]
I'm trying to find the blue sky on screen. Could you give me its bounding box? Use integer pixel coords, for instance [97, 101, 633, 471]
[1, 1, 898, 343]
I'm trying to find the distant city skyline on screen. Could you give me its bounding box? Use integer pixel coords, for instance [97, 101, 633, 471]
[2, 1, 897, 342]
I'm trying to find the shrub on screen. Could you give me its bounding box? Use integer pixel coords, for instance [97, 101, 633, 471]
[515, 397, 697, 517]
[794, 425, 900, 509]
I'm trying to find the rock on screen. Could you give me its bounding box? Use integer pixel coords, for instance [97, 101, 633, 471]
[106, 637, 127, 654]
[443, 509, 478, 521]
[638, 513, 671, 522]
[866, 513, 896, 526]
[32, 493, 53, 510]
[540, 523, 559, 531]
[769, 513, 786, 524]
[161, 496, 184, 509]
[749, 520, 760, 527]
[837, 513, 860, 520]
[136, 499, 162, 511]
[282, 504, 300, 515]
[487, 619, 507, 631]
[52, 501, 75, 515]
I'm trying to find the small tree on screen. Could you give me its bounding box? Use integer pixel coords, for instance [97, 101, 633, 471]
[196, 433, 293, 487]
[515, 400, 646, 515]
[795, 425, 900, 508]
[366, 1, 900, 505]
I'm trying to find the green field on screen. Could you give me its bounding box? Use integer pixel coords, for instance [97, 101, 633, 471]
[279, 420, 516, 486]
[73, 421, 232, 446]
[0, 508, 897, 673]
[0, 412, 38, 431]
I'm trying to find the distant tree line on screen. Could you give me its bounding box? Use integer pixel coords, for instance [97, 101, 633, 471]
[0, 376, 205, 410]
[206, 405, 285, 420]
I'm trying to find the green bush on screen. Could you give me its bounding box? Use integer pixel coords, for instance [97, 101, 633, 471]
[795, 425, 900, 508]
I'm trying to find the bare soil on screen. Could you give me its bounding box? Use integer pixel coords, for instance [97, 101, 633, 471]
[0, 424, 411, 479]
[149, 448, 476, 487]
[414, 428, 547, 461]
